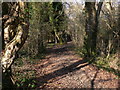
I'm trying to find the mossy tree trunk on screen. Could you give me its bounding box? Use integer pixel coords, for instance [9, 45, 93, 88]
[2, 2, 29, 89]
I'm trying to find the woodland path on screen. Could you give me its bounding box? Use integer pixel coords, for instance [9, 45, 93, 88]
[33, 42, 119, 89]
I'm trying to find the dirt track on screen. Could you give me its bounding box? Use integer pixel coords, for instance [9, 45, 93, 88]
[33, 42, 119, 89]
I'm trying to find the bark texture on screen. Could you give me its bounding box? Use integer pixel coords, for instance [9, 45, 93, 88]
[2, 2, 29, 72]
[85, 1, 103, 57]
[2, 2, 29, 89]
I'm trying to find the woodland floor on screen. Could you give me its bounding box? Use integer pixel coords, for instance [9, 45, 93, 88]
[14, 42, 119, 89]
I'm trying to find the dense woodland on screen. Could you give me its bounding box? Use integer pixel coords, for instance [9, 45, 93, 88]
[1, 1, 120, 89]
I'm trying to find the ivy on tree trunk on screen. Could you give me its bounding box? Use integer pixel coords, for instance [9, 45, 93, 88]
[2, 2, 29, 89]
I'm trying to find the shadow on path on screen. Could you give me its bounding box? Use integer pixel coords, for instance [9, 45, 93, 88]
[35, 58, 89, 88]
[32, 42, 90, 88]
[91, 69, 99, 90]
[46, 42, 74, 55]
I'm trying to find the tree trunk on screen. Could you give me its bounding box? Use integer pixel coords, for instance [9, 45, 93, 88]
[2, 22, 29, 72]
[2, 2, 29, 89]
[85, 1, 103, 57]
[85, 2, 96, 57]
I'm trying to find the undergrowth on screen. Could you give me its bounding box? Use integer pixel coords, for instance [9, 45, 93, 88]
[75, 47, 120, 78]
[12, 55, 42, 89]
